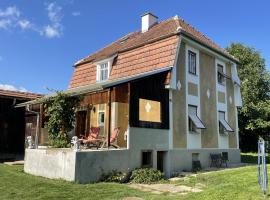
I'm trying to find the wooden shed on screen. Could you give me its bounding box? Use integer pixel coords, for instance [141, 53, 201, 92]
[0, 89, 42, 161]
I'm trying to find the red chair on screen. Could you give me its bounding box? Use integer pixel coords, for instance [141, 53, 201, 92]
[80, 127, 101, 149]
[100, 127, 120, 149]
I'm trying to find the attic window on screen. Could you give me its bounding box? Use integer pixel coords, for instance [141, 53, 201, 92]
[97, 62, 109, 82]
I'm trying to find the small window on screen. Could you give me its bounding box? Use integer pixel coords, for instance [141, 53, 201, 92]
[218, 111, 233, 134]
[188, 105, 205, 133]
[98, 63, 109, 81]
[217, 64, 225, 85]
[98, 112, 105, 126]
[142, 150, 152, 168]
[188, 50, 197, 75]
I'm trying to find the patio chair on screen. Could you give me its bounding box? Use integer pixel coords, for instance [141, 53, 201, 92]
[80, 127, 101, 149]
[100, 127, 120, 149]
[80, 127, 100, 140]
[221, 152, 228, 167]
[210, 153, 222, 168]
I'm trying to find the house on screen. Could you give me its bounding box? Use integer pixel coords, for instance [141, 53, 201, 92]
[22, 13, 242, 183]
[0, 89, 42, 161]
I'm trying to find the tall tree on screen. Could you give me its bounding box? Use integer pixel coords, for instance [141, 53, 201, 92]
[226, 43, 270, 151]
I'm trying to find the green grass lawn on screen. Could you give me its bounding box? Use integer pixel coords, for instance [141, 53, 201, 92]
[0, 162, 269, 200]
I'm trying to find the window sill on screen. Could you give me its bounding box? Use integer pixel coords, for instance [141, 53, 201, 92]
[218, 82, 226, 86]
[188, 72, 198, 77]
[219, 132, 228, 136]
[189, 131, 200, 134]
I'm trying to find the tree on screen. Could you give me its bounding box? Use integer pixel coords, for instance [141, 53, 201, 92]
[42, 91, 82, 148]
[226, 43, 270, 152]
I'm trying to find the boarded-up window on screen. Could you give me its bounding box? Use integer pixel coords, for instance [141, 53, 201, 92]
[129, 72, 169, 129]
[139, 99, 161, 123]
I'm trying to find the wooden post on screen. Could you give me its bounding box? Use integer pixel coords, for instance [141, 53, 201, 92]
[107, 88, 112, 149]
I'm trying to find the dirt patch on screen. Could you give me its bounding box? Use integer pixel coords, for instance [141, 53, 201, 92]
[122, 197, 144, 200]
[128, 183, 203, 195]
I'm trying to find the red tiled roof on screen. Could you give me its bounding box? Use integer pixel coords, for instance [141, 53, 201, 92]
[75, 16, 236, 67]
[70, 16, 237, 88]
[0, 89, 43, 100]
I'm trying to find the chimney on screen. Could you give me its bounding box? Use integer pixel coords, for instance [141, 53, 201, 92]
[141, 12, 158, 33]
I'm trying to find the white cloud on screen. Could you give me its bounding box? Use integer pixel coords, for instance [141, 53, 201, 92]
[43, 25, 60, 38]
[42, 2, 63, 38]
[0, 3, 64, 38]
[0, 84, 28, 92]
[0, 19, 12, 29]
[18, 19, 31, 29]
[0, 6, 20, 30]
[0, 6, 20, 18]
[72, 11, 80, 16]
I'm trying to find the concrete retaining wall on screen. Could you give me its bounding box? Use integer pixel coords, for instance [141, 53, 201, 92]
[24, 129, 240, 183]
[169, 148, 241, 173]
[24, 148, 76, 181]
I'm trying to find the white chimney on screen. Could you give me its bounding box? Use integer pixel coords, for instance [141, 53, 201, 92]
[141, 12, 158, 33]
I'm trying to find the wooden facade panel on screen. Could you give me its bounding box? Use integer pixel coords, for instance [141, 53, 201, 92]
[82, 91, 108, 105]
[130, 72, 169, 129]
[111, 83, 129, 103]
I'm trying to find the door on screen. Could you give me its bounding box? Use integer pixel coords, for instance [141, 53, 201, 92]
[75, 111, 87, 137]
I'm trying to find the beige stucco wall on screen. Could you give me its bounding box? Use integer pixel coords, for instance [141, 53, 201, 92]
[218, 91, 226, 103]
[199, 52, 219, 148]
[226, 63, 238, 148]
[172, 42, 187, 148]
[188, 82, 198, 96]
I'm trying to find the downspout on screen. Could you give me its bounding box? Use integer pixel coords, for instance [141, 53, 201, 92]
[26, 105, 40, 149]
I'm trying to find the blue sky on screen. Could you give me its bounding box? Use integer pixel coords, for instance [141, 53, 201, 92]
[0, 0, 269, 94]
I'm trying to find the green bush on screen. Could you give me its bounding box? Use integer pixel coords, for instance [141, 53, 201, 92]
[99, 170, 128, 183]
[48, 137, 71, 148]
[130, 168, 164, 184]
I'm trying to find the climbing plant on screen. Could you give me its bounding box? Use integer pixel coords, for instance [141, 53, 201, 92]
[42, 91, 83, 148]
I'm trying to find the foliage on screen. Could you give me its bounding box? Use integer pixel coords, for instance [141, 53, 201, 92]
[99, 170, 129, 183]
[130, 168, 164, 184]
[241, 152, 270, 163]
[226, 43, 270, 151]
[42, 91, 82, 148]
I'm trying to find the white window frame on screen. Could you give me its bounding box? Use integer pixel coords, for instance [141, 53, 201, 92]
[186, 45, 199, 79]
[96, 62, 109, 82]
[95, 54, 117, 83]
[98, 111, 105, 126]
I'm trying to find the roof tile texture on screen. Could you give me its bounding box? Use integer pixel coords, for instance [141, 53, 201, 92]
[69, 16, 236, 89]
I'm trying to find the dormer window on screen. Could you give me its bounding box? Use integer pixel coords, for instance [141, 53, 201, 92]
[99, 63, 109, 81]
[96, 55, 117, 82]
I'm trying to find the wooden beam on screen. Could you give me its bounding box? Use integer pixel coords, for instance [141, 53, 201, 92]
[107, 88, 112, 149]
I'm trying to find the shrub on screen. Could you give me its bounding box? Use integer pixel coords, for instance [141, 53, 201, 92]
[99, 170, 129, 183]
[42, 91, 82, 148]
[130, 168, 164, 184]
